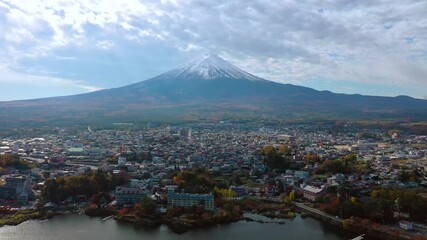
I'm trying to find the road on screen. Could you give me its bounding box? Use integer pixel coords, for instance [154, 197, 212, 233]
[413, 224, 427, 237]
[293, 202, 343, 223]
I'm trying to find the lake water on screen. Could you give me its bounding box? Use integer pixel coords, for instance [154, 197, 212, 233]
[0, 214, 360, 240]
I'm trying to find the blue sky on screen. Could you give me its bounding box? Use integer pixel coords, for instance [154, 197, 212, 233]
[0, 0, 426, 101]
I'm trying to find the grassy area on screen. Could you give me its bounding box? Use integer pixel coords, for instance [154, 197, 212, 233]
[0, 209, 45, 227]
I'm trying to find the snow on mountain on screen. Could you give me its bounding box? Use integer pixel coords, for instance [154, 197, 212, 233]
[160, 54, 266, 81]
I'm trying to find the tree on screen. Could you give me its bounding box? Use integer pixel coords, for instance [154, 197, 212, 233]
[378, 199, 394, 224]
[262, 145, 276, 159]
[342, 154, 357, 166]
[318, 159, 345, 174]
[305, 153, 320, 164]
[173, 168, 213, 194]
[134, 197, 156, 216]
[42, 171, 119, 203]
[370, 189, 427, 222]
[90, 192, 112, 208]
[232, 174, 243, 185]
[339, 199, 363, 218]
[214, 187, 236, 198]
[42, 178, 58, 202]
[277, 181, 285, 194]
[398, 170, 410, 182]
[278, 145, 290, 155]
[409, 196, 427, 221]
[284, 191, 295, 204]
[0, 154, 34, 170]
[262, 145, 290, 169]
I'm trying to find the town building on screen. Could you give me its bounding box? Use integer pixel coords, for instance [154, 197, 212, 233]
[168, 190, 214, 211]
[230, 186, 247, 197]
[399, 220, 413, 231]
[118, 156, 127, 166]
[115, 186, 148, 205]
[0, 174, 32, 204]
[300, 185, 326, 201]
[294, 170, 310, 179]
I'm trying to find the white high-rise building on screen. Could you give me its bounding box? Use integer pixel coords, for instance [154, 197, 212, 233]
[118, 156, 127, 166]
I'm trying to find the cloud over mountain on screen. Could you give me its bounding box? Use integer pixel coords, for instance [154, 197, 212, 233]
[0, 0, 426, 100]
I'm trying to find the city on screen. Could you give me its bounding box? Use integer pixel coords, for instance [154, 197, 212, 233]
[0, 121, 426, 239]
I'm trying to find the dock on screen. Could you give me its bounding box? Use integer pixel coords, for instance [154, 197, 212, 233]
[102, 215, 114, 221]
[350, 234, 364, 240]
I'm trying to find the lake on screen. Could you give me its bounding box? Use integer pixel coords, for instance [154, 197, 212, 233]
[0, 213, 360, 240]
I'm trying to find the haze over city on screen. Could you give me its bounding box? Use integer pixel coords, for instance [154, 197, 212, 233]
[0, 0, 426, 100]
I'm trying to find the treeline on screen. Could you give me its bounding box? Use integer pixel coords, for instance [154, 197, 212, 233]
[42, 171, 127, 203]
[172, 168, 213, 194]
[0, 154, 34, 173]
[316, 154, 370, 175]
[371, 189, 427, 221]
[320, 188, 427, 223]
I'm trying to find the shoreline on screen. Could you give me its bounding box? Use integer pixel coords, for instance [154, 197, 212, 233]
[0, 209, 287, 233]
[0, 210, 354, 240]
[1, 204, 425, 240]
[0, 209, 57, 227]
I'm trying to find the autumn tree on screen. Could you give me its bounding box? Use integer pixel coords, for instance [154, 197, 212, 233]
[90, 192, 112, 208]
[278, 145, 290, 155]
[173, 168, 213, 194]
[42, 171, 121, 203]
[284, 191, 295, 204]
[0, 154, 34, 171]
[305, 153, 320, 164]
[213, 187, 237, 198]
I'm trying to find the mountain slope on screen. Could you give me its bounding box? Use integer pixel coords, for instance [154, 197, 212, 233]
[0, 54, 426, 126]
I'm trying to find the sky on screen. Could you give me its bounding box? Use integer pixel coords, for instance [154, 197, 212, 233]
[0, 0, 426, 101]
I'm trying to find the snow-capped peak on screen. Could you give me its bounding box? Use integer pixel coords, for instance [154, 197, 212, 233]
[161, 54, 266, 81]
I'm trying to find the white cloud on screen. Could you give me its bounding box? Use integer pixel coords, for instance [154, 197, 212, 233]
[177, 43, 202, 52]
[95, 40, 114, 50]
[0, 63, 102, 92]
[0, 0, 426, 98]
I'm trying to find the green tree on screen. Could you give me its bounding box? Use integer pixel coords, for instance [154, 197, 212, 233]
[277, 181, 285, 194]
[409, 196, 427, 221]
[134, 197, 156, 216]
[262, 145, 290, 169]
[42, 178, 58, 202]
[398, 170, 410, 182]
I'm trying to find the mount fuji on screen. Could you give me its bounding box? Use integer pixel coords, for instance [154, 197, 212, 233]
[159, 54, 265, 81]
[1, 54, 426, 126]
